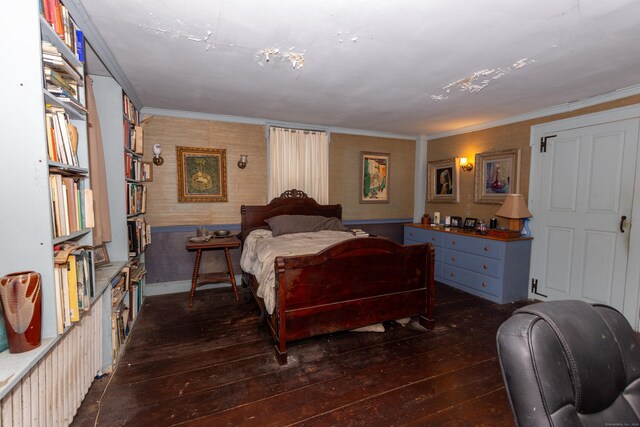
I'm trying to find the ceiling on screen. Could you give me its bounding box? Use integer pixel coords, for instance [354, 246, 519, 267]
[80, 0, 640, 137]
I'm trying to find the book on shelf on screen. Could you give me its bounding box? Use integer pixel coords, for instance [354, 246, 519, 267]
[134, 125, 144, 154]
[75, 29, 85, 62]
[50, 176, 89, 237]
[127, 217, 150, 256]
[53, 267, 64, 334]
[41, 41, 83, 82]
[40, 0, 84, 59]
[67, 254, 80, 322]
[45, 108, 79, 166]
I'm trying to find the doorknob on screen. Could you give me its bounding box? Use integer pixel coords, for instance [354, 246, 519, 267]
[620, 215, 627, 233]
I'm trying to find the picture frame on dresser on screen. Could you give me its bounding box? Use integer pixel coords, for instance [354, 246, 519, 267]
[177, 146, 228, 203]
[474, 149, 520, 204]
[427, 157, 459, 203]
[360, 152, 390, 204]
[450, 216, 462, 228]
[463, 217, 477, 230]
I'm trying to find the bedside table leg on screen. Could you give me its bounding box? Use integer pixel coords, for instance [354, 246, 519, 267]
[224, 247, 239, 301]
[189, 249, 203, 308]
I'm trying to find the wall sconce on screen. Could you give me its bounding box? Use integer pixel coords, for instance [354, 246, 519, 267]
[152, 143, 164, 166]
[237, 154, 248, 169]
[459, 157, 473, 172]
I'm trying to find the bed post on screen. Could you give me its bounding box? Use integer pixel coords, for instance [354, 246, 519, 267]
[274, 257, 288, 364]
[419, 243, 436, 330]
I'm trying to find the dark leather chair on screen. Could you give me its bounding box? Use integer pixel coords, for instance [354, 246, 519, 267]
[496, 300, 640, 426]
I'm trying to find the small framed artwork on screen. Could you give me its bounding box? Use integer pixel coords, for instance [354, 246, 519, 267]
[360, 152, 390, 203]
[94, 244, 110, 267]
[177, 146, 228, 203]
[474, 149, 520, 204]
[463, 217, 477, 230]
[427, 157, 459, 203]
[142, 161, 153, 182]
[450, 216, 462, 228]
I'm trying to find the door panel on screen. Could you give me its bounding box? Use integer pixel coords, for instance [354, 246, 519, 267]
[548, 137, 580, 211]
[581, 230, 616, 303]
[585, 132, 624, 213]
[545, 227, 574, 295]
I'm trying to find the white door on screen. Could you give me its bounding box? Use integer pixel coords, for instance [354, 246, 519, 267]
[530, 118, 639, 313]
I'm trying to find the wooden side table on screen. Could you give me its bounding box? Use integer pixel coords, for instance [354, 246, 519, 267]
[185, 235, 241, 307]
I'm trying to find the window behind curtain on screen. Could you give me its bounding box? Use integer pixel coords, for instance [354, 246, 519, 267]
[267, 126, 329, 203]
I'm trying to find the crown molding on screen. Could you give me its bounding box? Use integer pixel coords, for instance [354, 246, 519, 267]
[427, 83, 640, 140]
[142, 107, 417, 141]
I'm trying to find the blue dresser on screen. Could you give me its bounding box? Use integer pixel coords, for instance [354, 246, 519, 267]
[404, 224, 532, 304]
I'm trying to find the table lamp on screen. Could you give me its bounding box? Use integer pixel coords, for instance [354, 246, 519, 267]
[495, 194, 532, 235]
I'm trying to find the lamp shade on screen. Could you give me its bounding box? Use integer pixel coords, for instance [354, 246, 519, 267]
[495, 194, 532, 219]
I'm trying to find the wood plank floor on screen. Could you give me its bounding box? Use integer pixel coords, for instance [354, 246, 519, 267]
[72, 283, 525, 426]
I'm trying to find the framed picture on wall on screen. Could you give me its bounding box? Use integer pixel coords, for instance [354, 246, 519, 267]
[474, 149, 520, 204]
[177, 146, 228, 203]
[427, 157, 459, 203]
[360, 152, 390, 203]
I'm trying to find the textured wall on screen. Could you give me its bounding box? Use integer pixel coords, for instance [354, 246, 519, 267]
[141, 116, 267, 227]
[426, 94, 640, 225]
[141, 116, 417, 227]
[330, 133, 415, 220]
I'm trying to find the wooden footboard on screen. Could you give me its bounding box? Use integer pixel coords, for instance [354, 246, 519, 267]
[269, 237, 434, 364]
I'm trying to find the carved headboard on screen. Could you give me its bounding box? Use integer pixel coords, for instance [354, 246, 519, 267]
[240, 189, 342, 235]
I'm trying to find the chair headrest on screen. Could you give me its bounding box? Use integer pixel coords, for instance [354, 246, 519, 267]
[515, 300, 626, 414]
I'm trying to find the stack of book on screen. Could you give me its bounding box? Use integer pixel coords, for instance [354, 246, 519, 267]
[49, 175, 94, 237]
[53, 244, 95, 334]
[45, 107, 79, 165]
[127, 217, 150, 256]
[351, 228, 369, 237]
[39, 0, 85, 60]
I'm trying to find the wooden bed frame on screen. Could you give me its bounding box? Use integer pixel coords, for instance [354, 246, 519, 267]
[240, 189, 435, 364]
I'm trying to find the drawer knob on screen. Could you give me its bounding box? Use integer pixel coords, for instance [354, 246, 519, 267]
[482, 282, 487, 287]
[451, 256, 456, 262]
[432, 237, 436, 241]
[484, 246, 489, 251]
[483, 265, 487, 270]
[452, 241, 456, 245]
[450, 272, 455, 278]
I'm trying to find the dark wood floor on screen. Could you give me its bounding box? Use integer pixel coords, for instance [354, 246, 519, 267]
[72, 283, 524, 426]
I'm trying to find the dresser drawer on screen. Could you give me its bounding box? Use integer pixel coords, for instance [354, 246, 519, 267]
[443, 234, 502, 259]
[443, 249, 501, 278]
[404, 227, 443, 247]
[443, 265, 499, 297]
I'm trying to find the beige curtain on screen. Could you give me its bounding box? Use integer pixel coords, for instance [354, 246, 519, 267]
[85, 75, 112, 245]
[268, 127, 329, 203]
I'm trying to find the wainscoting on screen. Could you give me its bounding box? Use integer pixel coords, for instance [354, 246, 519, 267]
[144, 220, 408, 295]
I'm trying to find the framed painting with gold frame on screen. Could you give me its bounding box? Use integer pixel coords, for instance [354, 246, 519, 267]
[427, 157, 459, 203]
[177, 146, 227, 203]
[474, 148, 520, 204]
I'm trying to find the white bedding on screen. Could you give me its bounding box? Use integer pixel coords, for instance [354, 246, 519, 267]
[240, 229, 358, 314]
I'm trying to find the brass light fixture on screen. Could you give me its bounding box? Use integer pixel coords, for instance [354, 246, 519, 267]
[459, 157, 473, 172]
